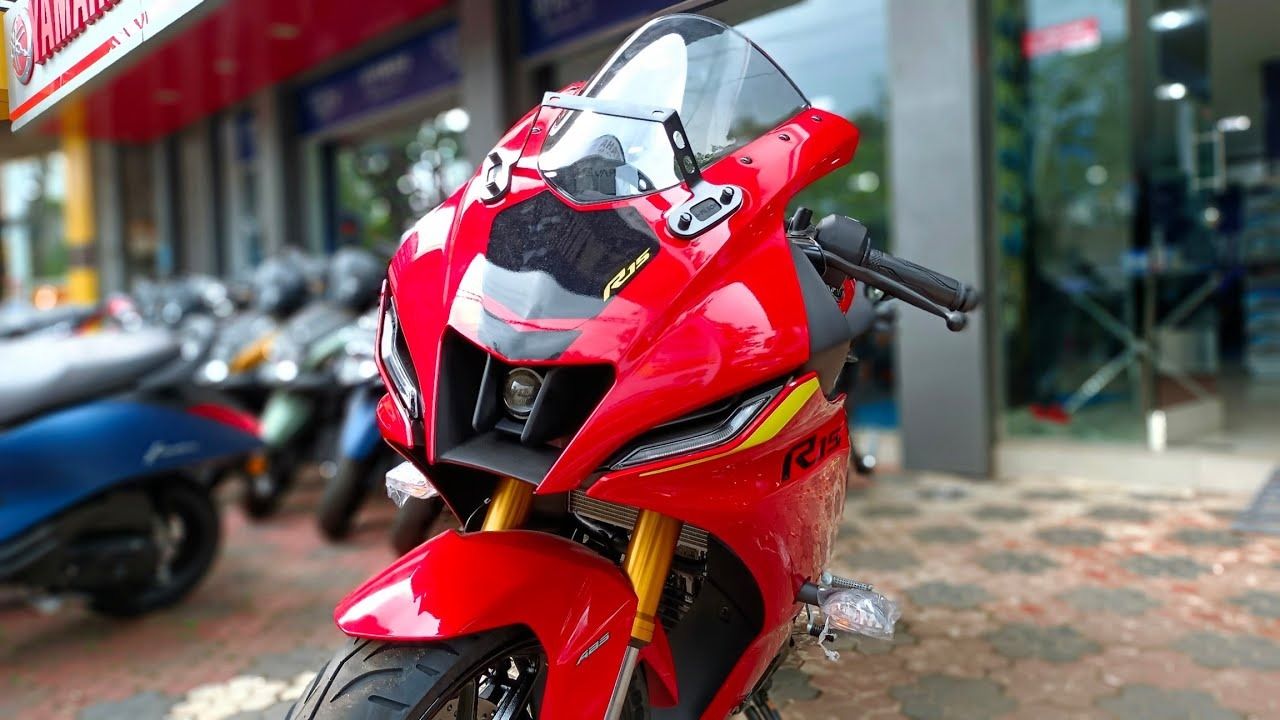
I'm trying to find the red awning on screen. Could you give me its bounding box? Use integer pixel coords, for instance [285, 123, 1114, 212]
[67, 0, 449, 141]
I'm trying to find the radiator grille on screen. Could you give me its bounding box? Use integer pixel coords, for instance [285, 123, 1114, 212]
[569, 491, 709, 555]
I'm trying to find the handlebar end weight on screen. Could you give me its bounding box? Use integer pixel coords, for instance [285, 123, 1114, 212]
[944, 311, 968, 332]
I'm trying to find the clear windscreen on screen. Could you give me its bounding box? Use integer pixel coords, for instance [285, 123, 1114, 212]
[538, 14, 808, 204]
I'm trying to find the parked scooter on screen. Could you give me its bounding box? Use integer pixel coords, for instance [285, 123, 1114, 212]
[194, 256, 310, 412]
[0, 328, 261, 616]
[315, 310, 446, 545]
[243, 248, 383, 518]
[292, 15, 979, 718]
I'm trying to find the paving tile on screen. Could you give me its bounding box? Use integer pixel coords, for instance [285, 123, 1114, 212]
[890, 674, 1016, 720]
[1095, 684, 1243, 720]
[983, 623, 1100, 663]
[1036, 526, 1107, 547]
[1020, 488, 1080, 502]
[906, 582, 991, 610]
[988, 659, 1109, 709]
[1228, 590, 1280, 619]
[1167, 528, 1244, 548]
[863, 503, 921, 518]
[1173, 631, 1280, 670]
[1086, 505, 1154, 522]
[1058, 587, 1160, 616]
[1121, 555, 1209, 579]
[840, 548, 922, 572]
[972, 505, 1033, 522]
[978, 551, 1058, 575]
[911, 525, 981, 544]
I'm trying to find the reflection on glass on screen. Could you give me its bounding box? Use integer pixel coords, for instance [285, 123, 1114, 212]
[333, 107, 472, 248]
[992, 0, 1141, 441]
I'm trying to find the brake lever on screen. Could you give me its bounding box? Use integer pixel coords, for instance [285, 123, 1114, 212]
[825, 253, 968, 331]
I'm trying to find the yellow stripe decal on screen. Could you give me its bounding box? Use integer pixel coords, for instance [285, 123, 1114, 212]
[639, 377, 821, 477]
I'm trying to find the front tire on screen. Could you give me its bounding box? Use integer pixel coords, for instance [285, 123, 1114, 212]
[288, 629, 648, 720]
[317, 457, 377, 540]
[242, 448, 298, 519]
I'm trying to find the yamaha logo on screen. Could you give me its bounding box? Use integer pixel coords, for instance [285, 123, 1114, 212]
[10, 6, 35, 85]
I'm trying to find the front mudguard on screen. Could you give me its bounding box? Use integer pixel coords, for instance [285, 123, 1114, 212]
[335, 529, 678, 714]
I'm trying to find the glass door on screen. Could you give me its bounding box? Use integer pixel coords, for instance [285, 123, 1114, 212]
[1142, 0, 1280, 454]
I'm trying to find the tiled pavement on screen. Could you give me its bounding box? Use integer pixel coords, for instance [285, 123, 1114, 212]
[3, 473, 1280, 719]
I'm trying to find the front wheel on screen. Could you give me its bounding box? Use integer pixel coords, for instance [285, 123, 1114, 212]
[317, 457, 377, 540]
[242, 448, 298, 519]
[287, 629, 650, 719]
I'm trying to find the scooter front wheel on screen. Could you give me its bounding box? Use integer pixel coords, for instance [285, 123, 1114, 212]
[317, 457, 376, 541]
[242, 448, 299, 519]
[287, 629, 649, 720]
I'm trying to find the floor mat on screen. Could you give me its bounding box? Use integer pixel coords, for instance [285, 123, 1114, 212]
[1235, 468, 1280, 535]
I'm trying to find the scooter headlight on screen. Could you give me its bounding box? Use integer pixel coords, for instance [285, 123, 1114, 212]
[377, 292, 421, 419]
[272, 360, 300, 383]
[201, 359, 229, 384]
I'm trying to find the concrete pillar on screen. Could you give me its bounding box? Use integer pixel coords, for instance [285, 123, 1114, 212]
[177, 121, 218, 274]
[93, 141, 125, 294]
[251, 89, 290, 255]
[887, 0, 992, 477]
[62, 100, 98, 303]
[459, 0, 512, 156]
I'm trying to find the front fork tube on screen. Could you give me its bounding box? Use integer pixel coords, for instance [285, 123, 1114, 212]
[479, 479, 681, 720]
[606, 510, 682, 720]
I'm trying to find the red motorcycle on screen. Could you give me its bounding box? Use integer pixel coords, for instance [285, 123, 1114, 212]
[291, 13, 978, 720]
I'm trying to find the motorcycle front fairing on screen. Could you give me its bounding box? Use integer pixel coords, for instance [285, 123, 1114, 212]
[352, 13, 863, 717]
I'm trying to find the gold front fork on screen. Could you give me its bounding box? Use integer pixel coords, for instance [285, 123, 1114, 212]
[622, 510, 682, 644]
[482, 476, 534, 531]
[606, 510, 682, 719]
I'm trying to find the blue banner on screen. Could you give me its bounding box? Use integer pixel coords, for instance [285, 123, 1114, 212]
[297, 23, 460, 135]
[519, 0, 674, 58]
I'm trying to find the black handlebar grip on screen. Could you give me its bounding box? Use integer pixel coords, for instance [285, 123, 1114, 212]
[863, 248, 980, 312]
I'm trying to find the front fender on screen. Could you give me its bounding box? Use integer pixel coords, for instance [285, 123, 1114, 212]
[335, 529, 677, 713]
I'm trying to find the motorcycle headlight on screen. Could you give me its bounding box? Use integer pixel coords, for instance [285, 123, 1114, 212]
[612, 387, 780, 469]
[377, 292, 420, 418]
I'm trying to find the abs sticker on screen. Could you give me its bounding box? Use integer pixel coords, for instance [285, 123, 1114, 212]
[782, 425, 844, 481]
[602, 248, 652, 300]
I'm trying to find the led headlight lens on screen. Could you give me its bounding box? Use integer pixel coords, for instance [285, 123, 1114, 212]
[502, 368, 543, 420]
[613, 390, 776, 469]
[377, 296, 420, 418]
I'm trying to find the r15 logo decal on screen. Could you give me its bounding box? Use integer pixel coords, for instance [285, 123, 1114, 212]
[782, 425, 844, 481]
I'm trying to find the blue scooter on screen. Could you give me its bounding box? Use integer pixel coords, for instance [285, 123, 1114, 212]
[0, 328, 262, 616]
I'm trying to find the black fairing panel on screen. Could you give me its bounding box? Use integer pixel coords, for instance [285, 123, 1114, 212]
[652, 539, 764, 720]
[790, 244, 852, 394]
[483, 191, 659, 321]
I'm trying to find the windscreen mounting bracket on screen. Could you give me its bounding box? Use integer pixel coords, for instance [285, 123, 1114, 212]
[541, 92, 742, 239]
